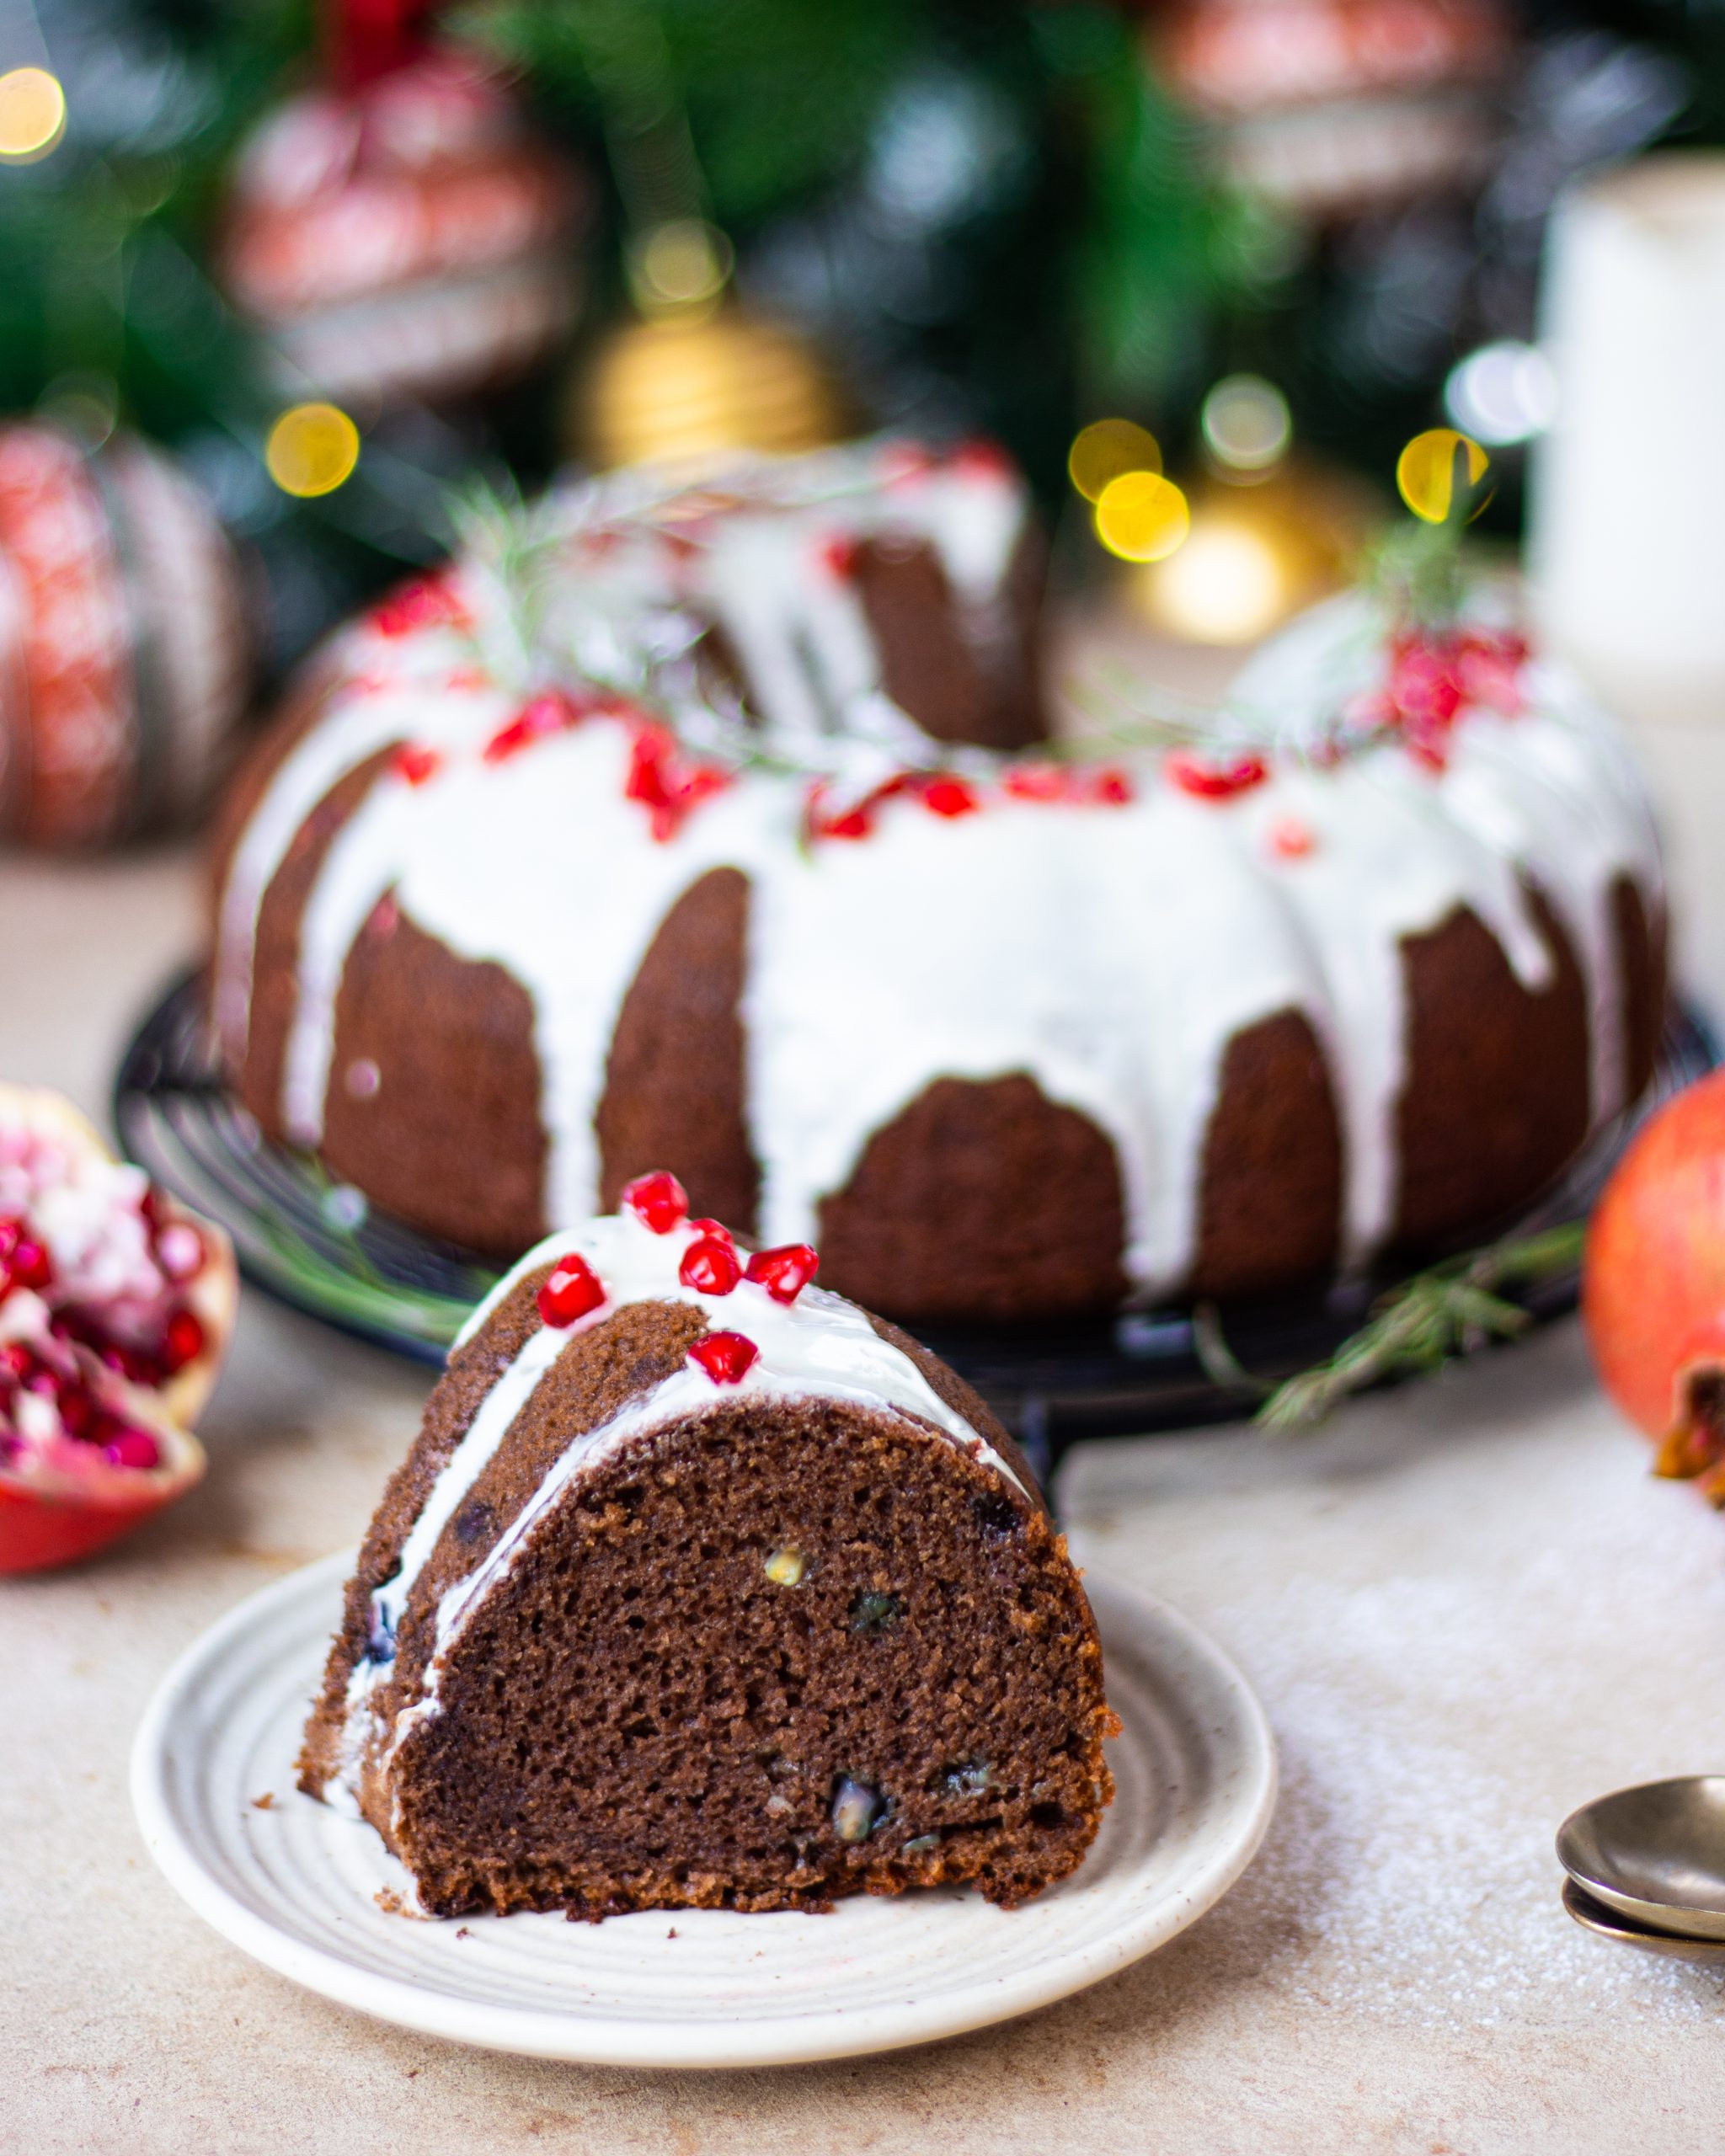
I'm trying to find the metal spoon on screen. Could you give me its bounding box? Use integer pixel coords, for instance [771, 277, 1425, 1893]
[1557, 1775, 1725, 1940]
[1561, 1876, 1725, 1961]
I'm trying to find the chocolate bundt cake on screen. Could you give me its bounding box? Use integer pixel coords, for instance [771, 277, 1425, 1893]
[213, 437, 1667, 1324]
[299, 1176, 1117, 1918]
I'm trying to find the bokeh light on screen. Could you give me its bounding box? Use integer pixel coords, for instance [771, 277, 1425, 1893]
[1397, 428, 1491, 524]
[632, 220, 734, 315]
[1067, 418, 1160, 503]
[1095, 471, 1190, 562]
[1200, 376, 1292, 476]
[265, 403, 361, 498]
[0, 67, 66, 162]
[1443, 341, 1558, 446]
[1148, 515, 1289, 643]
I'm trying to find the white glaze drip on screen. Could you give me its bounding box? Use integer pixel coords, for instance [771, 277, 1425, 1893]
[227, 466, 1664, 1305]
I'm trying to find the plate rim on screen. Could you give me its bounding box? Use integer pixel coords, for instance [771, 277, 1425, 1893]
[130, 1552, 1277, 2068]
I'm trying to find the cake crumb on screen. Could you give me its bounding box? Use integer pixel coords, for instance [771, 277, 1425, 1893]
[455, 1927, 472, 1939]
[250, 1792, 275, 1810]
[667, 1927, 679, 1939]
[376, 1888, 408, 1917]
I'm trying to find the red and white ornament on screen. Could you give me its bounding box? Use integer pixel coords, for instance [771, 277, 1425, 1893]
[218, 48, 590, 408]
[0, 1086, 238, 1574]
[0, 424, 248, 849]
[1152, 0, 1512, 219]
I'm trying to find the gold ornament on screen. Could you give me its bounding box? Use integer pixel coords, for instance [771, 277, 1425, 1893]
[571, 305, 846, 472]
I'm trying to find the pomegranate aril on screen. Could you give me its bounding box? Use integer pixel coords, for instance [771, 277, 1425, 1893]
[537, 1255, 606, 1327]
[744, 1243, 820, 1305]
[103, 1427, 161, 1472]
[0, 1217, 20, 1262]
[689, 1331, 759, 1385]
[393, 743, 443, 787]
[0, 1343, 30, 1382]
[680, 1235, 741, 1296]
[1167, 750, 1268, 801]
[57, 1385, 95, 1439]
[10, 1237, 51, 1289]
[622, 1171, 688, 1234]
[920, 775, 980, 820]
[161, 1308, 206, 1374]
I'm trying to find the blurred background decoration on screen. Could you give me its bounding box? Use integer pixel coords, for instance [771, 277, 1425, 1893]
[0, 0, 1718, 734]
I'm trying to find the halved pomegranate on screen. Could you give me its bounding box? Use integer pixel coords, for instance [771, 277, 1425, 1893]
[0, 1086, 237, 1573]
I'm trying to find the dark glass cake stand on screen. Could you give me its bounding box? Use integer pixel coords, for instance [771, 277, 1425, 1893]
[113, 969, 1715, 1483]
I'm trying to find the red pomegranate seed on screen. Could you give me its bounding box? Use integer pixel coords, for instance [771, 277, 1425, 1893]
[0, 1343, 29, 1383]
[680, 1234, 741, 1296]
[9, 1237, 51, 1290]
[103, 1427, 161, 1471]
[689, 1331, 759, 1385]
[744, 1244, 820, 1305]
[622, 1171, 687, 1234]
[371, 576, 471, 638]
[920, 776, 980, 819]
[0, 1218, 20, 1262]
[1166, 751, 1268, 801]
[393, 743, 444, 787]
[537, 1255, 606, 1327]
[815, 532, 859, 582]
[57, 1385, 94, 1438]
[162, 1308, 206, 1374]
[1087, 766, 1135, 806]
[1003, 763, 1069, 803]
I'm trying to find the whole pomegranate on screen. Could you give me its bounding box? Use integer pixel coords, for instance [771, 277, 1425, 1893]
[0, 1086, 236, 1572]
[1583, 1068, 1725, 1500]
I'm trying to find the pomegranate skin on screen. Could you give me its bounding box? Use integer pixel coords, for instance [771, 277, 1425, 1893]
[0, 1444, 204, 1575]
[1582, 1069, 1725, 1443]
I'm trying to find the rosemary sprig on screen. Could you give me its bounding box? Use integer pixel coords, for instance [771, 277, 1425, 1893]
[1251, 1221, 1585, 1433]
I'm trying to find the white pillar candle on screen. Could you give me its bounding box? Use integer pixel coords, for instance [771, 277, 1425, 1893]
[1530, 153, 1725, 727]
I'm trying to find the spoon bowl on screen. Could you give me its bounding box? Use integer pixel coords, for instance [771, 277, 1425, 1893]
[1561, 1876, 1725, 1961]
[1557, 1775, 1725, 1940]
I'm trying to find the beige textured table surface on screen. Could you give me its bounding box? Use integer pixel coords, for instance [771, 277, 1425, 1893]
[8, 741, 1725, 2152]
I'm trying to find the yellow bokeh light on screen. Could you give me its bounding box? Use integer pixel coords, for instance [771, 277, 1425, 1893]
[1095, 471, 1189, 563]
[264, 403, 360, 498]
[1397, 428, 1491, 524]
[1068, 418, 1161, 503]
[0, 67, 66, 162]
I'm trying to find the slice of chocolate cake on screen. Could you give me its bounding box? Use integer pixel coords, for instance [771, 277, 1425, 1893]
[299, 1172, 1119, 1919]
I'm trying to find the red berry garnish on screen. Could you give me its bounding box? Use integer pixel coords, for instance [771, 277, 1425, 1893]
[815, 532, 859, 582]
[103, 1427, 161, 1472]
[622, 1171, 687, 1235]
[537, 1254, 606, 1328]
[1003, 762, 1069, 803]
[483, 690, 586, 766]
[10, 1237, 51, 1290]
[1087, 766, 1135, 806]
[689, 1331, 759, 1385]
[393, 743, 443, 787]
[1166, 751, 1268, 801]
[161, 1308, 206, 1374]
[371, 576, 471, 638]
[680, 1233, 741, 1296]
[920, 775, 980, 819]
[745, 1244, 820, 1305]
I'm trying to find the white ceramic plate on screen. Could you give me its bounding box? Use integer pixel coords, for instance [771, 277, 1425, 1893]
[131, 1554, 1275, 2068]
